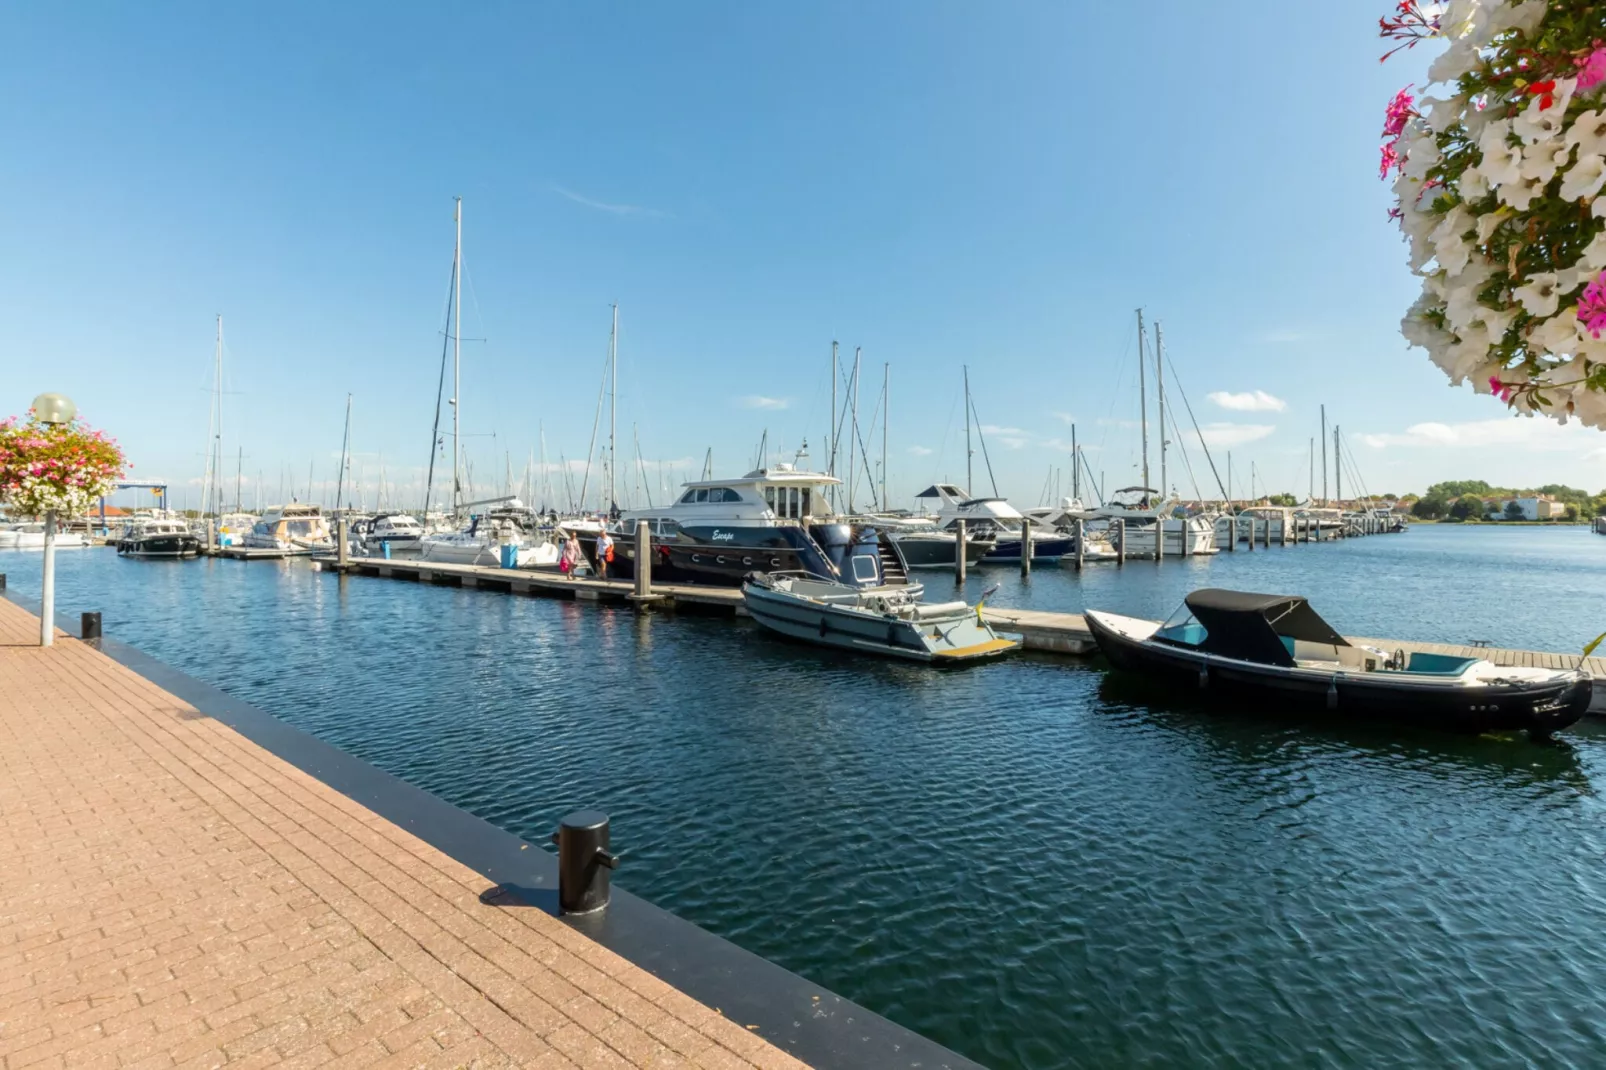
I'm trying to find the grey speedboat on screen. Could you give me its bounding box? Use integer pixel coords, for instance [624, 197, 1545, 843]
[742, 572, 1022, 663]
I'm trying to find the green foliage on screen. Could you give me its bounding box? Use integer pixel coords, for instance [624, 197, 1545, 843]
[1265, 493, 1299, 507]
[1427, 480, 1492, 500]
[1504, 500, 1526, 521]
[1412, 494, 1450, 519]
[1565, 502, 1582, 522]
[1449, 495, 1481, 521]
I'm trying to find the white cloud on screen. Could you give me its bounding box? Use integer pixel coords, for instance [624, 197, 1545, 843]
[739, 395, 790, 410]
[907, 445, 934, 456]
[1050, 411, 1076, 426]
[979, 424, 1026, 436]
[1187, 422, 1277, 449]
[551, 184, 665, 218]
[1208, 390, 1288, 413]
[1357, 417, 1594, 450]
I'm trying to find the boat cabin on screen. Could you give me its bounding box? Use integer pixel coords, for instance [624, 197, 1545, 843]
[915, 484, 1027, 532]
[622, 464, 841, 530]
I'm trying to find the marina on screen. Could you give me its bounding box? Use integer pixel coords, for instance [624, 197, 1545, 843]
[6, 522, 1606, 1067]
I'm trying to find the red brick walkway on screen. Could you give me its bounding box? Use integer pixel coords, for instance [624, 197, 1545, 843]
[0, 599, 808, 1070]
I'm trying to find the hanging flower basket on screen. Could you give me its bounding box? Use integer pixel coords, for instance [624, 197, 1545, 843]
[0, 412, 127, 518]
[1382, 0, 1606, 426]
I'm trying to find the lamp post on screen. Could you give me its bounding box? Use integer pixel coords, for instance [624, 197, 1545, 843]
[32, 393, 77, 648]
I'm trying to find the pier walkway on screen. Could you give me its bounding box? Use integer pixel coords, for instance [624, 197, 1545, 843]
[0, 598, 809, 1070]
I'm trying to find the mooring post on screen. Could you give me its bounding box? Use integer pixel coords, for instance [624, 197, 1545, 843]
[955, 519, 967, 586]
[1247, 516, 1255, 552]
[0, 573, 6, 590]
[634, 520, 652, 603]
[1281, 513, 1289, 547]
[1115, 518, 1125, 566]
[81, 612, 101, 641]
[1020, 518, 1031, 577]
[1074, 519, 1085, 570]
[550, 810, 618, 915]
[1226, 515, 1236, 552]
[336, 518, 350, 568]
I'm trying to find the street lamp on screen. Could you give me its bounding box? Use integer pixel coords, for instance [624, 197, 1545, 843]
[32, 393, 75, 648]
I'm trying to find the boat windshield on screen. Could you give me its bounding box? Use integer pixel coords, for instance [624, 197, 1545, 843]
[1154, 605, 1208, 647]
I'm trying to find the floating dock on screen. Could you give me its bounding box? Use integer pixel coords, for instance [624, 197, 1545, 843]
[310, 555, 1606, 713]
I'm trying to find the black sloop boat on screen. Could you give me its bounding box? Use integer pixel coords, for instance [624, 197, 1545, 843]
[1086, 589, 1591, 738]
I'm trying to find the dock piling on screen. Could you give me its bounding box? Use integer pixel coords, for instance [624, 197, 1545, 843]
[633, 520, 653, 605]
[1020, 518, 1031, 577]
[1115, 519, 1125, 566]
[1226, 516, 1236, 552]
[336, 519, 350, 568]
[1074, 519, 1084, 570]
[955, 519, 967, 585]
[81, 612, 101, 640]
[552, 810, 618, 915]
[206, 519, 216, 553]
[1247, 517, 1255, 552]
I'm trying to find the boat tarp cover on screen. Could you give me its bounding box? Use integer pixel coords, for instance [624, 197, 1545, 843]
[1183, 588, 1350, 666]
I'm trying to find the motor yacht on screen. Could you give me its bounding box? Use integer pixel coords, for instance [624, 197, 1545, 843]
[244, 505, 333, 553]
[0, 522, 89, 550]
[1092, 487, 1217, 556]
[912, 484, 1075, 562]
[360, 513, 427, 554]
[117, 518, 202, 558]
[418, 499, 560, 568]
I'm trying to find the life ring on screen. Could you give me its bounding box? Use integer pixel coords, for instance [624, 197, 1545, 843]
[716, 555, 727, 565]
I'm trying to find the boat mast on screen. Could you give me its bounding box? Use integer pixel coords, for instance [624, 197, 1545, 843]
[848, 347, 860, 513]
[1136, 309, 1150, 502]
[451, 197, 463, 516]
[881, 362, 889, 509]
[1308, 438, 1314, 501]
[609, 303, 618, 514]
[1334, 423, 1342, 504]
[335, 393, 352, 513]
[1071, 424, 1080, 501]
[829, 341, 838, 504]
[234, 447, 242, 514]
[1320, 404, 1328, 506]
[963, 365, 973, 494]
[1156, 320, 1166, 501]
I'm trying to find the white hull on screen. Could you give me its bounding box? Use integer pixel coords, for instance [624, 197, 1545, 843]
[0, 531, 89, 550]
[418, 536, 559, 569]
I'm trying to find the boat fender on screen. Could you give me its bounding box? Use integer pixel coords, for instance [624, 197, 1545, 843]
[716, 555, 726, 565]
[770, 557, 781, 568]
[1327, 678, 1339, 710]
[818, 617, 829, 637]
[1198, 664, 1209, 690]
[743, 557, 752, 566]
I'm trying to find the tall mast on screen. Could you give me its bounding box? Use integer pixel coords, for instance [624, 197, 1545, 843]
[214, 315, 224, 518]
[451, 197, 463, 515]
[234, 447, 242, 514]
[829, 341, 838, 502]
[848, 347, 860, 513]
[963, 365, 973, 494]
[1320, 404, 1328, 506]
[1071, 424, 1080, 501]
[335, 394, 352, 513]
[1155, 320, 1166, 501]
[881, 363, 889, 509]
[1334, 424, 1342, 503]
[609, 303, 618, 513]
[1308, 438, 1314, 501]
[1136, 309, 1150, 500]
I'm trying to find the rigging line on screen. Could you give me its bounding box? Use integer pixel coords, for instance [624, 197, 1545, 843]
[849, 377, 886, 511]
[1079, 449, 1104, 506]
[576, 335, 611, 512]
[1095, 315, 1138, 458]
[968, 393, 1000, 498]
[421, 249, 458, 519]
[1163, 351, 1229, 501]
[1164, 394, 1206, 503]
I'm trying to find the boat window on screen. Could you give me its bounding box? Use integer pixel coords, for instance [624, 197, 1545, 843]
[764, 487, 777, 512]
[656, 519, 680, 536]
[694, 489, 708, 503]
[1154, 605, 1208, 647]
[800, 488, 812, 517]
[680, 489, 699, 504]
[707, 487, 741, 503]
[852, 554, 879, 583]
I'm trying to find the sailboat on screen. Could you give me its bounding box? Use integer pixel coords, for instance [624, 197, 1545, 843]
[415, 198, 559, 569]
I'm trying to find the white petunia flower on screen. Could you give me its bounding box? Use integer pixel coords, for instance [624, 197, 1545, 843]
[1401, 131, 1442, 182]
[1514, 272, 1562, 317]
[1560, 154, 1606, 201]
[1532, 312, 1582, 356]
[1459, 165, 1491, 200]
[1513, 93, 1568, 145]
[1520, 143, 1567, 185]
[1479, 121, 1523, 185]
[1475, 206, 1512, 244]
[1578, 230, 1606, 271]
[1498, 172, 1547, 210]
[1566, 110, 1606, 159]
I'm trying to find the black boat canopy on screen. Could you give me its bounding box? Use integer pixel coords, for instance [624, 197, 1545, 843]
[1181, 588, 1350, 666]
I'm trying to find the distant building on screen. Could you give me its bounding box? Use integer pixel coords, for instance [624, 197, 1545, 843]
[1486, 496, 1560, 520]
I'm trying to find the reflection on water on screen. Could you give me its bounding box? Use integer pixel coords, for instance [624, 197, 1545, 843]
[6, 527, 1606, 1069]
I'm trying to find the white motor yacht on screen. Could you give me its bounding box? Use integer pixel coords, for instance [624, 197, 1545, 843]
[362, 514, 427, 554]
[0, 522, 89, 550]
[244, 505, 334, 552]
[913, 484, 1075, 562]
[418, 499, 559, 568]
[1093, 487, 1218, 556]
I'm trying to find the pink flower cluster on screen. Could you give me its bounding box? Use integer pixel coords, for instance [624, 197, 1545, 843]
[1578, 270, 1606, 338]
[1379, 85, 1414, 179]
[1489, 376, 1516, 402]
[1579, 45, 1606, 91]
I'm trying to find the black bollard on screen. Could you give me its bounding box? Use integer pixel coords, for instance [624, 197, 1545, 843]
[550, 810, 618, 914]
[0, 573, 6, 588]
[81, 612, 102, 640]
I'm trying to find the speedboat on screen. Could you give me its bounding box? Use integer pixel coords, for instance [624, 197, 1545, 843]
[244, 504, 334, 552]
[0, 522, 89, 550]
[882, 524, 997, 569]
[1092, 487, 1217, 556]
[419, 500, 559, 569]
[912, 484, 1074, 561]
[361, 513, 426, 554]
[1021, 499, 1122, 561]
[1086, 588, 1591, 738]
[117, 518, 202, 558]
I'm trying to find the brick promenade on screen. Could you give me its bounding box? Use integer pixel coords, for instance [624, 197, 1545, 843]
[0, 599, 808, 1070]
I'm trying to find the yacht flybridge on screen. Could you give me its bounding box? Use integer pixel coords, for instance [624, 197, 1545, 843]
[577, 464, 914, 588]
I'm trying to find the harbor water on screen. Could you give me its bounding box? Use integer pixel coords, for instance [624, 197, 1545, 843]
[6, 524, 1606, 1069]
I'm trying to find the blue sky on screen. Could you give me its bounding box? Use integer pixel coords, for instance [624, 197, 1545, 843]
[6, 2, 1604, 511]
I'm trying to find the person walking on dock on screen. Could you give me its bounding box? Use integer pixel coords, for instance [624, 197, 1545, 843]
[596, 527, 614, 580]
[560, 530, 582, 579]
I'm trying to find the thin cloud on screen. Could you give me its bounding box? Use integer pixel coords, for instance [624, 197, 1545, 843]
[1357, 417, 1592, 450]
[551, 184, 666, 218]
[1186, 422, 1276, 449]
[907, 445, 934, 456]
[739, 395, 790, 410]
[1050, 411, 1077, 426]
[979, 424, 1027, 436]
[1208, 390, 1288, 413]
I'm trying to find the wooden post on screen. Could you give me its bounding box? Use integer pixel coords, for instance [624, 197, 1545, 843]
[634, 520, 651, 601]
[1156, 515, 1164, 563]
[1263, 516, 1271, 547]
[955, 519, 967, 586]
[1247, 516, 1255, 552]
[1115, 518, 1125, 565]
[336, 518, 349, 567]
[206, 519, 216, 553]
[1074, 518, 1085, 570]
[1281, 512, 1289, 547]
[1226, 515, 1236, 552]
[1020, 518, 1031, 577]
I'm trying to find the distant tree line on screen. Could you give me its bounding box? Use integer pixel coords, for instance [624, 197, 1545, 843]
[1407, 480, 1601, 522]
